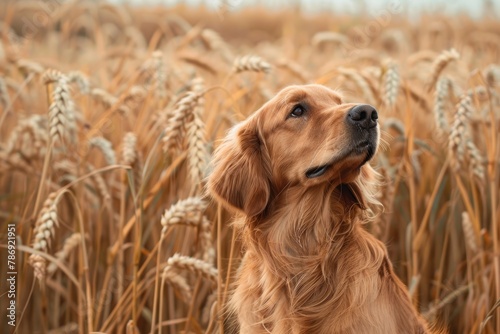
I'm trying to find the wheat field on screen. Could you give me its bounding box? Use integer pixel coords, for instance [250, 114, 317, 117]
[0, 1, 499, 333]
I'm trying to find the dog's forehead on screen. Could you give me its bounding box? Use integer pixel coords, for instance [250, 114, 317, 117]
[276, 85, 342, 105]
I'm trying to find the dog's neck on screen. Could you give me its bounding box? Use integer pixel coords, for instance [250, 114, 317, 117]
[237, 183, 387, 330]
[242, 183, 379, 276]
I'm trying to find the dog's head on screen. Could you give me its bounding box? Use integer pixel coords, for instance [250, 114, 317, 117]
[208, 84, 379, 217]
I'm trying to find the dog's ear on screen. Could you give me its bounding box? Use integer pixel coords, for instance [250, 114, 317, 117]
[208, 118, 270, 217]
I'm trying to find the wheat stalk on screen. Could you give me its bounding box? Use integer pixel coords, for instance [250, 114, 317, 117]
[233, 55, 271, 73]
[428, 48, 459, 91]
[126, 320, 140, 334]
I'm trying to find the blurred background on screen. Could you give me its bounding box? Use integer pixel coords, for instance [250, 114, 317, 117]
[113, 0, 499, 17]
[1, 0, 500, 333]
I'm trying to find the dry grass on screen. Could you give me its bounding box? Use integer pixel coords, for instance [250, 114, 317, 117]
[0, 1, 499, 334]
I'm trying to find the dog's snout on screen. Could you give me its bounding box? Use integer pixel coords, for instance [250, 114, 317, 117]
[347, 104, 378, 129]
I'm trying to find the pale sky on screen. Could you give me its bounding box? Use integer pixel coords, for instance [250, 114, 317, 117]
[113, 0, 500, 17]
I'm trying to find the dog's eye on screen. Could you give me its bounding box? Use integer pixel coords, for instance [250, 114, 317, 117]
[290, 105, 305, 118]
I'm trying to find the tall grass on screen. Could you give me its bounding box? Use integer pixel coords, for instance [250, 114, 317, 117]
[0, 1, 499, 333]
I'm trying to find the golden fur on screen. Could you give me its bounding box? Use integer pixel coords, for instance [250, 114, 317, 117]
[208, 84, 442, 334]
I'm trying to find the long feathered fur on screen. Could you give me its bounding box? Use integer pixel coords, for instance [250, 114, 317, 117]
[208, 84, 444, 334]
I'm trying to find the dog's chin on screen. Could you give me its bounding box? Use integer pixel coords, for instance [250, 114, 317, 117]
[305, 142, 377, 181]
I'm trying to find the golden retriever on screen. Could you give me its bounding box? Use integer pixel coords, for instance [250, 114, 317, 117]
[208, 84, 441, 334]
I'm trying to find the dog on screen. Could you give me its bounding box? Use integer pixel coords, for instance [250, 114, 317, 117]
[208, 84, 439, 333]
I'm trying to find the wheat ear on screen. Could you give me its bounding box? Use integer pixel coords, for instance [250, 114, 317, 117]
[0, 76, 11, 108]
[162, 91, 202, 152]
[338, 68, 376, 105]
[5, 115, 48, 159]
[201, 28, 233, 63]
[484, 64, 500, 88]
[152, 51, 167, 101]
[187, 109, 209, 186]
[161, 269, 192, 302]
[448, 95, 473, 171]
[47, 233, 82, 274]
[163, 253, 218, 284]
[88, 136, 116, 165]
[121, 132, 138, 165]
[233, 55, 271, 73]
[461, 212, 478, 255]
[91, 88, 131, 114]
[433, 77, 451, 135]
[161, 197, 207, 233]
[311, 31, 348, 47]
[29, 192, 62, 280]
[17, 59, 45, 75]
[43, 70, 77, 145]
[428, 48, 459, 91]
[465, 139, 485, 183]
[383, 60, 400, 108]
[67, 71, 90, 94]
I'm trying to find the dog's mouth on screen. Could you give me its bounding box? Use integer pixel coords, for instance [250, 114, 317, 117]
[305, 141, 376, 179]
[306, 164, 330, 178]
[356, 140, 376, 164]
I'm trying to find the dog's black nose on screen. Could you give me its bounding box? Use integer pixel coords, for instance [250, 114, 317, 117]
[347, 104, 378, 129]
